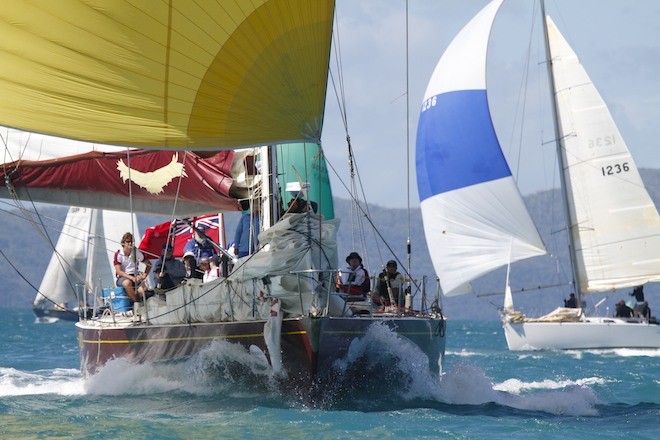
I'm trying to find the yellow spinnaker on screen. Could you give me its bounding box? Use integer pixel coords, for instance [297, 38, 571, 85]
[0, 0, 334, 149]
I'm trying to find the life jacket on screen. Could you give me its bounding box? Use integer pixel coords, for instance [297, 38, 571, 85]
[361, 268, 371, 293]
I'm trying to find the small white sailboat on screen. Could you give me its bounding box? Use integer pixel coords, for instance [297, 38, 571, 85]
[416, 0, 660, 350]
[33, 207, 140, 322]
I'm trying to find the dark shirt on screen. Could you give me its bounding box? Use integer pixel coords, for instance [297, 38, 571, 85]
[615, 304, 634, 318]
[183, 238, 217, 261]
[564, 296, 577, 308]
[288, 197, 318, 214]
[183, 256, 203, 280]
[376, 270, 404, 306]
[153, 256, 186, 289]
[630, 288, 645, 302]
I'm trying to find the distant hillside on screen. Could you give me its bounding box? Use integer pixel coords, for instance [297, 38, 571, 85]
[2, 168, 659, 320]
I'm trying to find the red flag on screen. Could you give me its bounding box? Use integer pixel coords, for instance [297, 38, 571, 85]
[139, 214, 224, 259]
[139, 221, 174, 258]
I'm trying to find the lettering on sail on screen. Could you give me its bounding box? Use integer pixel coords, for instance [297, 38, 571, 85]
[116, 153, 187, 194]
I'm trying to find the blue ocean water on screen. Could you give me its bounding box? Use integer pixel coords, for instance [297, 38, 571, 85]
[1, 309, 658, 439]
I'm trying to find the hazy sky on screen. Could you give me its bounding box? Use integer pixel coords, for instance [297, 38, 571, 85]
[320, 0, 660, 209]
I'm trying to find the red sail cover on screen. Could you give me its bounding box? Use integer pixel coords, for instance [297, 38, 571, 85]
[139, 214, 225, 259]
[0, 150, 240, 217]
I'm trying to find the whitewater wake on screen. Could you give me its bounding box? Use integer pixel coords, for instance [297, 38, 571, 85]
[1, 323, 649, 416]
[0, 367, 83, 397]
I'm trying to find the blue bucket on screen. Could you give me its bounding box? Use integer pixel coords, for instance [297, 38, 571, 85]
[102, 287, 132, 312]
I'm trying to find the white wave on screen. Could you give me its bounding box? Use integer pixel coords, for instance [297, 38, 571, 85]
[34, 317, 60, 324]
[516, 353, 546, 361]
[84, 339, 281, 396]
[84, 359, 187, 396]
[329, 324, 603, 416]
[330, 322, 439, 400]
[493, 376, 609, 394]
[566, 348, 660, 358]
[446, 349, 482, 357]
[429, 365, 603, 416]
[0, 367, 84, 396]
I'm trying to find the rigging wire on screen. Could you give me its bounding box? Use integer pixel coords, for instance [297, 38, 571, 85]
[322, 155, 421, 292]
[1, 133, 91, 311]
[0, 248, 76, 316]
[328, 6, 393, 276]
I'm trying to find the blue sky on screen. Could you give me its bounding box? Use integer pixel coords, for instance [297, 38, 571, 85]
[320, 0, 660, 208]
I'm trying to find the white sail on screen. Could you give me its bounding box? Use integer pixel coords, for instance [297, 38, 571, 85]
[416, 0, 546, 296]
[547, 17, 660, 293]
[34, 207, 90, 308]
[34, 207, 140, 308]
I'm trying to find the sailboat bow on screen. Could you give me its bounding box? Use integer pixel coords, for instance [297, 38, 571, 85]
[1, 0, 447, 391]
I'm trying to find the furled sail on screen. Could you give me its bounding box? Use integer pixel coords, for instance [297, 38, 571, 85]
[415, 0, 546, 296]
[0, 0, 334, 149]
[547, 17, 660, 293]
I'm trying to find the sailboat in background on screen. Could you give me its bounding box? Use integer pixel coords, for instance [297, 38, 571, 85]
[417, 0, 660, 350]
[34, 207, 140, 322]
[0, 0, 445, 392]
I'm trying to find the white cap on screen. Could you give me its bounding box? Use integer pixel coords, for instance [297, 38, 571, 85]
[286, 181, 310, 192]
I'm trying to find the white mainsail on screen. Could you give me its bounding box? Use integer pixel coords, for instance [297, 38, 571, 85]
[34, 207, 140, 308]
[547, 17, 660, 293]
[415, 0, 546, 296]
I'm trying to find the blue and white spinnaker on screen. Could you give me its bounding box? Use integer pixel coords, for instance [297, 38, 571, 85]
[415, 0, 546, 296]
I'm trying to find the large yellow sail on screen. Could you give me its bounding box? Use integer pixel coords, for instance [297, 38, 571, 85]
[0, 0, 334, 149]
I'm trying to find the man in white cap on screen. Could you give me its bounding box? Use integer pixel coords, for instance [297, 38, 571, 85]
[286, 181, 318, 214]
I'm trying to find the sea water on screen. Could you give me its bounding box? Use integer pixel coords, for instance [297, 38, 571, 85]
[0, 309, 658, 439]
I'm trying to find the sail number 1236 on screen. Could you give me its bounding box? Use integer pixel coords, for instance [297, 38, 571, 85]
[421, 96, 437, 112]
[601, 163, 629, 176]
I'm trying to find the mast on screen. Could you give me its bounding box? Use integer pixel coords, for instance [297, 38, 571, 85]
[539, 0, 581, 304]
[261, 145, 280, 230]
[85, 208, 99, 304]
[405, 0, 412, 303]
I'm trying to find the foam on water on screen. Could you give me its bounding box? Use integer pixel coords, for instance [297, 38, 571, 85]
[0, 321, 641, 417]
[182, 338, 286, 394]
[325, 322, 438, 403]
[494, 376, 608, 394]
[84, 359, 188, 396]
[0, 367, 84, 396]
[567, 348, 660, 359]
[83, 339, 286, 398]
[446, 349, 482, 357]
[328, 323, 604, 416]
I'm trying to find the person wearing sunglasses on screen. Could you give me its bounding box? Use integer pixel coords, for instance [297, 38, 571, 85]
[113, 232, 152, 303]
